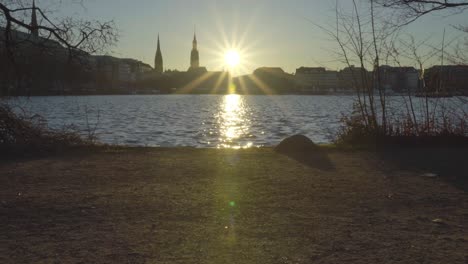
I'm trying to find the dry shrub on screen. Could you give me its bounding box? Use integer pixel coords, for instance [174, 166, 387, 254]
[0, 104, 90, 157]
[336, 107, 468, 147]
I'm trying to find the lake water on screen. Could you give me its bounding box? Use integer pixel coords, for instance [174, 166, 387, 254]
[7, 95, 467, 148]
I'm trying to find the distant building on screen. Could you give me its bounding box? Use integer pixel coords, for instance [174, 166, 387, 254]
[177, 70, 230, 94]
[233, 67, 295, 94]
[145, 32, 229, 94]
[154, 34, 163, 74]
[338, 66, 369, 92]
[377, 65, 419, 93]
[424, 65, 468, 95]
[0, 1, 79, 95]
[254, 67, 285, 75]
[94, 56, 153, 90]
[295, 67, 339, 93]
[0, 0, 64, 55]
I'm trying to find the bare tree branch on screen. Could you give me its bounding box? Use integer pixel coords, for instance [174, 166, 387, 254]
[0, 1, 117, 58]
[375, 0, 468, 25]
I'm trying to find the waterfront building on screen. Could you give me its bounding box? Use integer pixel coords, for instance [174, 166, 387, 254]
[424, 65, 468, 95]
[233, 67, 295, 94]
[0, 0, 62, 51]
[338, 66, 369, 92]
[94, 56, 153, 90]
[254, 67, 286, 75]
[295, 67, 339, 93]
[0, 1, 73, 95]
[377, 65, 419, 93]
[154, 34, 163, 74]
[138, 30, 231, 94]
[295, 65, 420, 94]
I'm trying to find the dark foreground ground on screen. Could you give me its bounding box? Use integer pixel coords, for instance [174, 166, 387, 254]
[0, 147, 467, 263]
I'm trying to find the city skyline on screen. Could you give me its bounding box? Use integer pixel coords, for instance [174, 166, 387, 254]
[20, 0, 468, 75]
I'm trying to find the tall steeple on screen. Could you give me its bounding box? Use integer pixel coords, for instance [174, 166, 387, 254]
[154, 34, 163, 74]
[190, 30, 199, 69]
[30, 0, 39, 38]
[192, 33, 197, 50]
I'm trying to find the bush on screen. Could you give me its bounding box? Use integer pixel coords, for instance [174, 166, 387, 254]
[335, 110, 468, 147]
[0, 104, 90, 157]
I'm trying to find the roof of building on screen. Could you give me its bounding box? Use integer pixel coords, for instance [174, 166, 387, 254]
[296, 67, 326, 73]
[379, 65, 418, 72]
[254, 67, 285, 75]
[428, 65, 468, 70]
[188, 66, 208, 73]
[340, 66, 368, 72]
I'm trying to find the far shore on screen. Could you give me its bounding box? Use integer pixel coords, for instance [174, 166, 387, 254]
[1, 146, 467, 263]
[6, 91, 360, 96]
[5, 92, 467, 98]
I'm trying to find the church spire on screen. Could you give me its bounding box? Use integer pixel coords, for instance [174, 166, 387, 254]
[154, 34, 163, 74]
[30, 0, 39, 37]
[190, 29, 199, 69]
[192, 32, 197, 50]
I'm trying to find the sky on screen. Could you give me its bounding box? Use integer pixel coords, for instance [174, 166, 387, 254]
[39, 0, 468, 75]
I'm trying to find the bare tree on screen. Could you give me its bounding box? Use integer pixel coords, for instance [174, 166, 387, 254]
[0, 1, 117, 57]
[0, 1, 118, 95]
[0, 1, 118, 150]
[319, 0, 467, 143]
[376, 0, 468, 68]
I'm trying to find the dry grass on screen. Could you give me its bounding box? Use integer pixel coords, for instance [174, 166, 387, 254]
[336, 113, 468, 147]
[0, 147, 467, 263]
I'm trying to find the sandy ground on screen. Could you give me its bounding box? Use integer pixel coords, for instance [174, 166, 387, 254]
[0, 147, 467, 263]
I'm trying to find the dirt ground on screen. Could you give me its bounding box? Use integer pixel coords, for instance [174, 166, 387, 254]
[0, 147, 467, 263]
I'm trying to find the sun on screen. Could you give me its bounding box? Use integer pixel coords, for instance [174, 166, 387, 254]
[225, 50, 240, 67]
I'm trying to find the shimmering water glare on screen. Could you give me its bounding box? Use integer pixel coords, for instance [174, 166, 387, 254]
[217, 94, 253, 148]
[8, 95, 467, 148]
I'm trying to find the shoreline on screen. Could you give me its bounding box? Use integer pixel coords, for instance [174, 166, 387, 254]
[6, 93, 361, 97]
[6, 93, 468, 97]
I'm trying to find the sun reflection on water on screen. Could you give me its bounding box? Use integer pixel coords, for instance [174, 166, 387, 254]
[217, 94, 252, 149]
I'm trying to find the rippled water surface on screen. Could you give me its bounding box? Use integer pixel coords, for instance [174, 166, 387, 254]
[8, 95, 466, 147]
